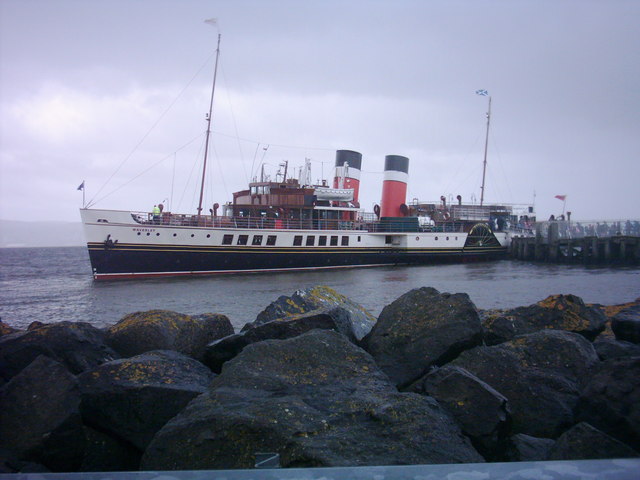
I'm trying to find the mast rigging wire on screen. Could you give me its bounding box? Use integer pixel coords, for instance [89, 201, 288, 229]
[88, 133, 204, 207]
[85, 52, 217, 208]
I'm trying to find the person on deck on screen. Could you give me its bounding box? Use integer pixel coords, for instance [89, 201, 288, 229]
[152, 205, 161, 224]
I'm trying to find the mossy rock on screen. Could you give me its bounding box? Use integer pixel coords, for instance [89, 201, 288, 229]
[249, 286, 375, 341]
[106, 310, 233, 360]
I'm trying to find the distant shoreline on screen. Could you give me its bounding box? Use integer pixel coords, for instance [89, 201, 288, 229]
[0, 244, 84, 249]
[0, 219, 84, 248]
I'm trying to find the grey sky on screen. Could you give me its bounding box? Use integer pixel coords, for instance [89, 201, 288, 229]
[1, 0, 639, 223]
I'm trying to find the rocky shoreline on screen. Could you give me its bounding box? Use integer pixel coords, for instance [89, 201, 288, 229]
[0, 286, 639, 473]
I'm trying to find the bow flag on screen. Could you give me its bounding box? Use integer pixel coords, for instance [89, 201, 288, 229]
[554, 195, 566, 201]
[475, 89, 489, 96]
[77, 181, 85, 191]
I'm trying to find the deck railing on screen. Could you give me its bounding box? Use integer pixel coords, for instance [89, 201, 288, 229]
[131, 212, 473, 233]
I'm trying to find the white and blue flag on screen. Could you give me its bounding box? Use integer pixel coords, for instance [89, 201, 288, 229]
[475, 89, 489, 96]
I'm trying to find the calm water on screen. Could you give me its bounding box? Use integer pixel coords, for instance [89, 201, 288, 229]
[0, 246, 638, 331]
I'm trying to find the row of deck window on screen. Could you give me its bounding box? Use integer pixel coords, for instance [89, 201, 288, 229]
[222, 234, 354, 247]
[134, 231, 357, 246]
[134, 231, 458, 245]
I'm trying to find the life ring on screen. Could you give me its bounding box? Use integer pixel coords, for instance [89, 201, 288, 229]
[442, 211, 451, 221]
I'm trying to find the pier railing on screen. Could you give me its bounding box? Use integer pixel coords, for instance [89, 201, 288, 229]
[511, 219, 640, 265]
[535, 220, 640, 240]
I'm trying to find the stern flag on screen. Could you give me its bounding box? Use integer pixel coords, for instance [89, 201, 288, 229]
[77, 181, 85, 191]
[554, 195, 566, 201]
[475, 89, 489, 96]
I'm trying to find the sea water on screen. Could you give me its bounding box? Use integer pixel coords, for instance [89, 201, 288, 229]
[0, 246, 638, 331]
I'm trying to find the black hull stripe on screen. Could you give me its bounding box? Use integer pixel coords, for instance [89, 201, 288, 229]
[86, 244, 506, 280]
[88, 242, 504, 255]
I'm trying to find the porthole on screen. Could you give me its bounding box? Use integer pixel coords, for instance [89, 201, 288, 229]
[146, 232, 150, 236]
[191, 234, 195, 238]
[156, 233, 160, 236]
[206, 234, 211, 238]
[446, 236, 449, 241]
[416, 236, 419, 241]
[173, 233, 177, 237]
[435, 236, 438, 241]
[137, 232, 141, 236]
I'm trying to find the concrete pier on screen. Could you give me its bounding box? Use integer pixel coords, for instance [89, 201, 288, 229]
[510, 220, 640, 265]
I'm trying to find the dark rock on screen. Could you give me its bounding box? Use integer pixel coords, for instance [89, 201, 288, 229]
[450, 330, 599, 438]
[142, 330, 483, 470]
[0, 356, 85, 472]
[548, 422, 639, 460]
[591, 298, 640, 322]
[0, 448, 50, 474]
[204, 307, 357, 373]
[481, 294, 606, 345]
[611, 304, 640, 344]
[0, 321, 118, 382]
[575, 356, 640, 451]
[80, 427, 140, 472]
[106, 310, 233, 360]
[408, 365, 511, 460]
[479, 310, 517, 346]
[249, 285, 375, 341]
[503, 434, 555, 462]
[593, 336, 640, 360]
[362, 287, 483, 388]
[79, 350, 214, 451]
[0, 320, 17, 337]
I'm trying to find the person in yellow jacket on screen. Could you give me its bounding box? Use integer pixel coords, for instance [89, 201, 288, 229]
[152, 204, 161, 224]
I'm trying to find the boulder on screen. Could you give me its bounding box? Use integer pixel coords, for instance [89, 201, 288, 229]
[0, 356, 85, 472]
[249, 285, 375, 341]
[481, 294, 606, 346]
[80, 427, 141, 472]
[142, 330, 483, 470]
[408, 365, 511, 460]
[0, 448, 50, 474]
[0, 319, 17, 337]
[591, 298, 640, 321]
[0, 321, 118, 383]
[450, 330, 599, 438]
[362, 287, 483, 388]
[593, 336, 640, 360]
[611, 304, 640, 344]
[204, 307, 357, 373]
[79, 350, 214, 451]
[575, 356, 640, 451]
[503, 434, 555, 462]
[548, 422, 639, 460]
[106, 310, 233, 360]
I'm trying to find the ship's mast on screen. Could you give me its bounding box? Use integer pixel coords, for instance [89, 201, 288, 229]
[480, 95, 491, 206]
[197, 33, 222, 217]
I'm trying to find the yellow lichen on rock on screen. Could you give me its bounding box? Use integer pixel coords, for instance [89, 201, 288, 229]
[109, 310, 197, 334]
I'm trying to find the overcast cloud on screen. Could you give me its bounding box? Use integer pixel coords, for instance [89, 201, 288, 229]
[1, 0, 639, 223]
